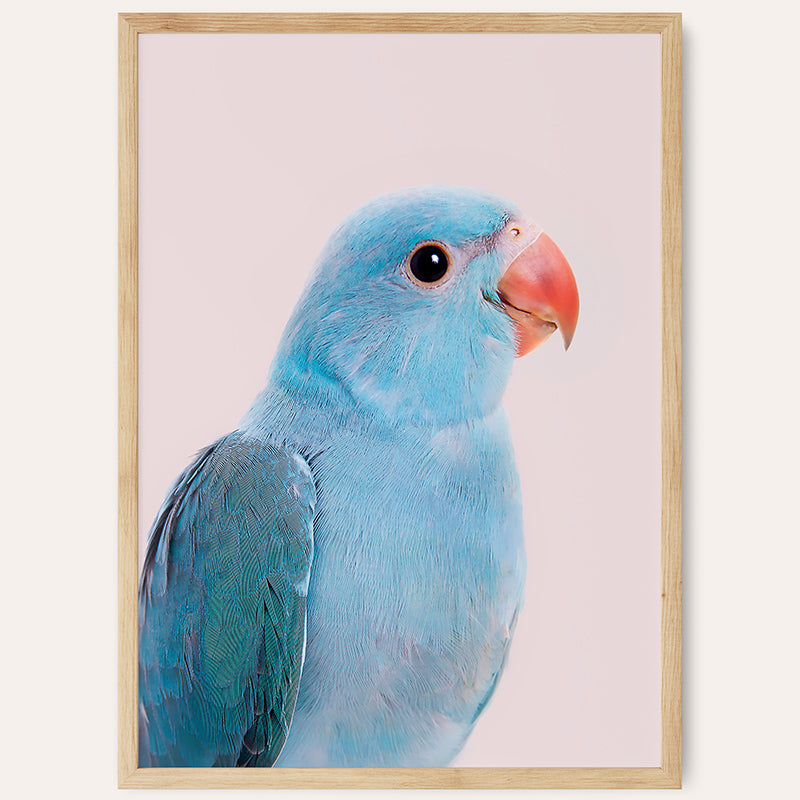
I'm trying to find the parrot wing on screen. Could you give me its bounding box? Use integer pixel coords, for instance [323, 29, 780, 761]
[138, 431, 316, 767]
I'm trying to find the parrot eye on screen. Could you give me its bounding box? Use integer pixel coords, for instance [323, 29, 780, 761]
[408, 244, 450, 285]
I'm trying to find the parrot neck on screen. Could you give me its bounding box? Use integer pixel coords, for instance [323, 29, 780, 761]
[240, 360, 508, 445]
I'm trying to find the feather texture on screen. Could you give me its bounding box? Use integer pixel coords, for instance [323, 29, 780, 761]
[138, 433, 315, 767]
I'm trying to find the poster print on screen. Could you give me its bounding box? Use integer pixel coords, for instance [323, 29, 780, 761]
[119, 13, 681, 789]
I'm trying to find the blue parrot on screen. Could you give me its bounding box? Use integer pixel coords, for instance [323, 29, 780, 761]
[138, 185, 579, 768]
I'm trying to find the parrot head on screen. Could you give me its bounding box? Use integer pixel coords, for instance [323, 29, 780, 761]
[269, 186, 579, 427]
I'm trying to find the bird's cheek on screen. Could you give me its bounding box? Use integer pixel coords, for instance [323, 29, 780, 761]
[497, 229, 579, 357]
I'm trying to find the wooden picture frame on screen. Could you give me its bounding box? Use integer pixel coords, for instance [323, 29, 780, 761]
[119, 12, 681, 789]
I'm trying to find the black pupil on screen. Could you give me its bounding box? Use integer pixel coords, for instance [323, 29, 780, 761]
[410, 245, 449, 283]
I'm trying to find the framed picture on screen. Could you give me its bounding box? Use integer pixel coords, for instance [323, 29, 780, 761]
[119, 13, 681, 790]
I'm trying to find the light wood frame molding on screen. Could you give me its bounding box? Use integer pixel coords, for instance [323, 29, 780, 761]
[119, 12, 682, 790]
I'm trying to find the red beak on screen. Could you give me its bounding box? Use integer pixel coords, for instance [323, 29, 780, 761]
[496, 228, 579, 356]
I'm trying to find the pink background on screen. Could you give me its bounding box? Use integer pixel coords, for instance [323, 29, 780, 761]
[138, 33, 662, 768]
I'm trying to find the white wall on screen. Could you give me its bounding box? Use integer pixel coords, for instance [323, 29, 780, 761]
[1, 1, 797, 798]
